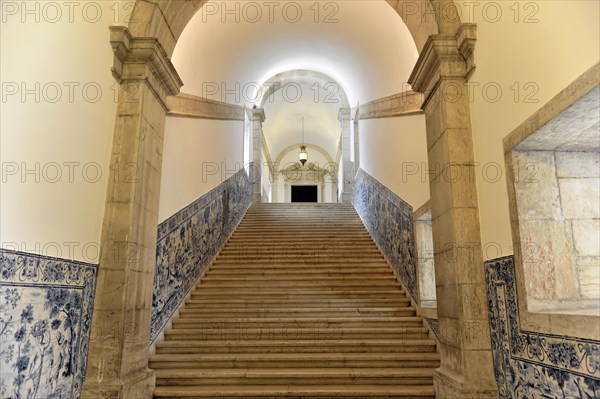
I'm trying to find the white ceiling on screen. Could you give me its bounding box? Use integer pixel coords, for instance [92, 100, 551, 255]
[171, 0, 419, 160]
[263, 82, 342, 160]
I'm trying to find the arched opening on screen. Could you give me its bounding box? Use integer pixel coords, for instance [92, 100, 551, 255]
[83, 1, 498, 398]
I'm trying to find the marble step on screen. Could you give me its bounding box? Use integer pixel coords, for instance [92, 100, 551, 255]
[184, 298, 411, 307]
[171, 317, 422, 329]
[195, 282, 398, 290]
[153, 385, 435, 398]
[201, 275, 395, 281]
[150, 353, 441, 369]
[156, 338, 433, 354]
[154, 368, 434, 386]
[177, 307, 417, 318]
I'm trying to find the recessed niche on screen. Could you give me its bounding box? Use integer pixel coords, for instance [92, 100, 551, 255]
[509, 86, 599, 316]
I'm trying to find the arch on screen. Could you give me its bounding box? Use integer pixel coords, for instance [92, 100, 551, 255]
[274, 143, 336, 167]
[127, 0, 448, 58]
[257, 70, 350, 109]
[88, 1, 494, 398]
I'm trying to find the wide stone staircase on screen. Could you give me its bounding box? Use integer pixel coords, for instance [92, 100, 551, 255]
[151, 203, 439, 398]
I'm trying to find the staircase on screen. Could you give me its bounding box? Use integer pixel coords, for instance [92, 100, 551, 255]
[151, 203, 439, 398]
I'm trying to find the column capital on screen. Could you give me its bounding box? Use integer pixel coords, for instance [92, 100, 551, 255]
[408, 23, 477, 103]
[109, 26, 183, 109]
[338, 107, 351, 122]
[250, 107, 266, 122]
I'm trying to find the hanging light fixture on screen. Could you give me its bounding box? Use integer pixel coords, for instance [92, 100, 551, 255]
[299, 116, 308, 166]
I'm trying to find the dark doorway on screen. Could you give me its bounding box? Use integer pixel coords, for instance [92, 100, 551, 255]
[291, 185, 318, 203]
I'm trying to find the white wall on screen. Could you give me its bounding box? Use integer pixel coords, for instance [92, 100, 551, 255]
[0, 1, 124, 263]
[359, 115, 430, 209]
[455, 0, 600, 257]
[158, 117, 244, 222]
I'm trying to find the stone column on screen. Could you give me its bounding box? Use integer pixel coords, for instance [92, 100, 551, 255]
[338, 108, 353, 202]
[250, 108, 265, 203]
[284, 181, 290, 203]
[271, 170, 278, 203]
[408, 25, 498, 398]
[353, 109, 360, 174]
[81, 27, 183, 399]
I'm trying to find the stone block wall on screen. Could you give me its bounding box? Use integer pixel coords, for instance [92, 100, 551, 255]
[513, 150, 599, 312]
[151, 169, 253, 342]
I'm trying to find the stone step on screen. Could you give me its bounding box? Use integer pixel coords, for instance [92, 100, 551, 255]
[171, 317, 422, 329]
[153, 385, 435, 398]
[227, 233, 372, 238]
[184, 298, 411, 307]
[154, 368, 434, 386]
[204, 270, 394, 277]
[218, 248, 382, 255]
[149, 353, 441, 370]
[195, 281, 398, 289]
[177, 307, 417, 318]
[210, 262, 389, 268]
[202, 275, 395, 281]
[189, 291, 406, 300]
[156, 340, 433, 354]
[165, 323, 432, 342]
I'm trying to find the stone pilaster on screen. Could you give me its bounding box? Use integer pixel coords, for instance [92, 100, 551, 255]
[81, 27, 183, 399]
[408, 24, 499, 399]
[338, 108, 353, 202]
[250, 108, 266, 203]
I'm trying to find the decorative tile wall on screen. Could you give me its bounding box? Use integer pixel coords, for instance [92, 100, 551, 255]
[0, 250, 97, 399]
[425, 318, 439, 339]
[486, 256, 600, 398]
[352, 168, 418, 300]
[151, 169, 253, 343]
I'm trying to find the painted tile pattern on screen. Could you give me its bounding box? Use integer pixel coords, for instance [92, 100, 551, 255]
[151, 169, 253, 343]
[352, 168, 418, 300]
[425, 318, 439, 339]
[0, 250, 97, 399]
[486, 256, 600, 398]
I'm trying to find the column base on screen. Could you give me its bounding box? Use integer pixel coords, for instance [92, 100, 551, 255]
[341, 191, 353, 203]
[81, 369, 155, 399]
[433, 368, 498, 399]
[252, 193, 262, 203]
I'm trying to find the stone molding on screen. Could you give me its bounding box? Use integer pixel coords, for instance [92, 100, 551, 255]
[167, 93, 246, 120]
[250, 107, 266, 122]
[357, 91, 424, 120]
[109, 26, 183, 109]
[338, 107, 351, 122]
[408, 23, 477, 107]
[503, 62, 600, 153]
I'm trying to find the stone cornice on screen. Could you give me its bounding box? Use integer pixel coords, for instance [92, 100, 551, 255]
[338, 107, 351, 122]
[250, 107, 266, 122]
[167, 93, 246, 120]
[357, 91, 424, 120]
[408, 23, 477, 107]
[457, 23, 478, 80]
[109, 26, 183, 109]
[503, 62, 600, 154]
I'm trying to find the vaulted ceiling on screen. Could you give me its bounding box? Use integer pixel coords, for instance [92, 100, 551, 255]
[171, 0, 419, 160]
